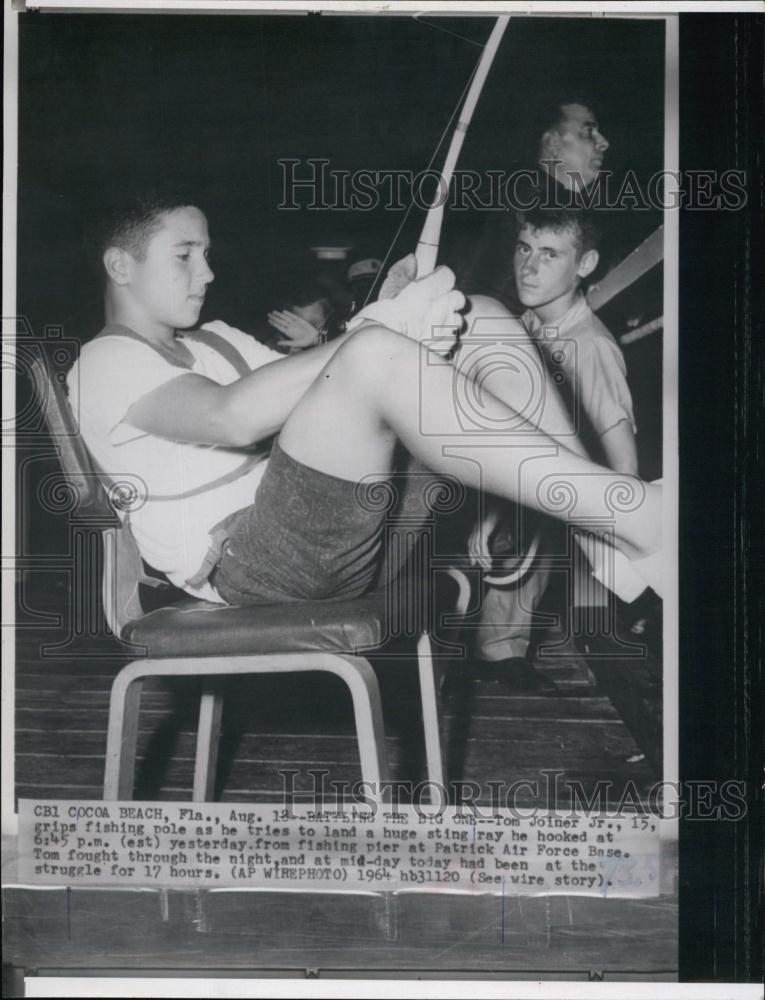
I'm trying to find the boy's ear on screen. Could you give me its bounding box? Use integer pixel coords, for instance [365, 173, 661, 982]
[103, 246, 132, 285]
[576, 249, 599, 279]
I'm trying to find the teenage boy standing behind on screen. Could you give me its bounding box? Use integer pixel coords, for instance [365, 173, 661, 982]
[514, 208, 636, 471]
[470, 208, 637, 673]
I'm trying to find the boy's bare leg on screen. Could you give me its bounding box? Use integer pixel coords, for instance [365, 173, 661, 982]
[457, 294, 588, 459]
[278, 326, 660, 561]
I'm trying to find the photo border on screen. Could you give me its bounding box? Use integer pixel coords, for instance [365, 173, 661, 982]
[2, 1, 762, 995]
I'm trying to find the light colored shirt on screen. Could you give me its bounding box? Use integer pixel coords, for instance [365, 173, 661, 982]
[67, 320, 280, 601]
[523, 293, 636, 444]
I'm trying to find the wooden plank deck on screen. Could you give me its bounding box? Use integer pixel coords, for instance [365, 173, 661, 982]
[14, 627, 658, 806]
[6, 585, 675, 980]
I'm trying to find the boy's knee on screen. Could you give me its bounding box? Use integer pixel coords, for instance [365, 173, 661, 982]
[464, 294, 531, 342]
[331, 324, 411, 383]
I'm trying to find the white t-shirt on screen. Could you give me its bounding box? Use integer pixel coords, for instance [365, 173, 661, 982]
[67, 320, 281, 601]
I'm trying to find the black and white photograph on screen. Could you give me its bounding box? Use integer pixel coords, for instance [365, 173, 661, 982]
[2, 2, 761, 996]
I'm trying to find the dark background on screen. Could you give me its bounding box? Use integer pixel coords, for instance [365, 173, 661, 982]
[11, 9, 762, 985]
[677, 13, 762, 988]
[17, 13, 664, 337]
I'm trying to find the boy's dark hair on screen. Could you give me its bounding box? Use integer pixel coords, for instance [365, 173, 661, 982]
[515, 206, 601, 256]
[85, 191, 199, 272]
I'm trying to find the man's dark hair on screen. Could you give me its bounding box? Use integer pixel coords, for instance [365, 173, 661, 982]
[85, 191, 199, 272]
[518, 92, 599, 162]
[515, 206, 601, 256]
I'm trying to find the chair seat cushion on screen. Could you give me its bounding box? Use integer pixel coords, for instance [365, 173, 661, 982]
[121, 591, 389, 658]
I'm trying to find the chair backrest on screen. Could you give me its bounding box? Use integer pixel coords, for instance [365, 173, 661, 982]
[28, 349, 116, 520]
[28, 347, 166, 638]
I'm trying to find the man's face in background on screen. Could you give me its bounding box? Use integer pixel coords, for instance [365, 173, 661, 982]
[541, 103, 610, 190]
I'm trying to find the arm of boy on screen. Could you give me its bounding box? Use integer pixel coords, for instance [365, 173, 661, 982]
[123, 340, 347, 448]
[572, 333, 638, 473]
[600, 420, 639, 475]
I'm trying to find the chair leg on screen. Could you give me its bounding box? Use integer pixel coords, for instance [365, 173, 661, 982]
[329, 656, 389, 793]
[417, 633, 445, 792]
[193, 679, 224, 802]
[104, 653, 390, 801]
[104, 664, 145, 800]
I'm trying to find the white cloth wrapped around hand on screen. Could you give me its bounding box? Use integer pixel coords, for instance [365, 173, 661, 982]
[347, 254, 465, 356]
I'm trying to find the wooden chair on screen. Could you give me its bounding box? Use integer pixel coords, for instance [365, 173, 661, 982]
[29, 348, 470, 803]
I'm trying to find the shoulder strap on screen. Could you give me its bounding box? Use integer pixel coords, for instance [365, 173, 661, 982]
[182, 328, 252, 377]
[89, 324, 265, 503]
